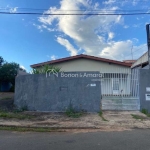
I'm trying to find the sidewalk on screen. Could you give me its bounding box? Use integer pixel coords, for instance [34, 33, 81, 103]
[0, 111, 150, 131]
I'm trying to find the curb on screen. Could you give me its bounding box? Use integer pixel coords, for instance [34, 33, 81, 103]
[0, 124, 103, 130]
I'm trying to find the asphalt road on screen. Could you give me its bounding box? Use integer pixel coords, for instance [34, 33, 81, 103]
[0, 129, 150, 150]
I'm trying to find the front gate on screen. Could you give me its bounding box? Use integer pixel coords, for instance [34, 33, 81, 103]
[101, 68, 140, 110]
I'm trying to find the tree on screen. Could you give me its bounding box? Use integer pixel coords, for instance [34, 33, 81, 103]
[0, 56, 4, 66]
[0, 62, 19, 86]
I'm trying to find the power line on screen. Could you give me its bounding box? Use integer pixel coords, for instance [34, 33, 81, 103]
[124, 44, 147, 58]
[1, 8, 150, 12]
[1, 11, 150, 15]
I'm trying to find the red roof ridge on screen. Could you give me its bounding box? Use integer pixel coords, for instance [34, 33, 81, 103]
[30, 54, 131, 68]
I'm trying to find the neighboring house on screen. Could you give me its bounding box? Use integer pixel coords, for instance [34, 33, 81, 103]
[123, 60, 136, 64]
[17, 70, 30, 76]
[131, 51, 148, 69]
[31, 54, 133, 96]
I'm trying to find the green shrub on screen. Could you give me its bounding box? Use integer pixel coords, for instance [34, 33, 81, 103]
[31, 65, 61, 74]
[98, 111, 108, 121]
[65, 104, 82, 118]
[141, 109, 148, 115]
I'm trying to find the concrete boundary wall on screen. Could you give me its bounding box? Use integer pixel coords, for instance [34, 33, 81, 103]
[14, 72, 101, 112]
[139, 69, 150, 113]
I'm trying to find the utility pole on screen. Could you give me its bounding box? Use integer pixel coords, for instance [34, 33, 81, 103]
[146, 24, 150, 69]
[131, 45, 133, 60]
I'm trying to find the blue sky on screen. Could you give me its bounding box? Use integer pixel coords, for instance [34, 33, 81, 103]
[0, 0, 150, 71]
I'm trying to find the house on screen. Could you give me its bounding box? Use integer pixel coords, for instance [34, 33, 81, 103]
[31, 54, 133, 96]
[131, 51, 148, 69]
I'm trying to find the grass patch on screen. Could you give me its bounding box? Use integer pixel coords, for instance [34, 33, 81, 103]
[65, 103, 83, 118]
[98, 111, 108, 121]
[131, 114, 145, 120]
[141, 109, 148, 115]
[0, 126, 64, 132]
[146, 114, 150, 117]
[0, 110, 33, 120]
[65, 109, 82, 118]
[0, 97, 13, 100]
[141, 109, 150, 117]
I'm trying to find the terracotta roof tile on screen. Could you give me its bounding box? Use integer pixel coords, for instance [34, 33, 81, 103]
[30, 54, 132, 68]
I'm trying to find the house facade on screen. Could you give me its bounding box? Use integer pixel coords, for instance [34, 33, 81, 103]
[31, 54, 132, 97]
[131, 51, 148, 69]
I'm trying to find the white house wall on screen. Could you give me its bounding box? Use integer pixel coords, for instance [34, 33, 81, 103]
[38, 58, 131, 96]
[51, 58, 130, 73]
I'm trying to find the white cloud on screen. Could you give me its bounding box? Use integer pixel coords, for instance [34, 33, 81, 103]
[36, 0, 145, 61]
[50, 55, 57, 60]
[132, 0, 139, 6]
[33, 23, 57, 32]
[132, 23, 142, 28]
[57, 37, 78, 56]
[100, 40, 132, 60]
[103, 0, 116, 5]
[33, 23, 43, 32]
[20, 65, 26, 70]
[130, 44, 147, 59]
[124, 25, 129, 29]
[100, 41, 147, 60]
[38, 0, 123, 57]
[108, 32, 114, 40]
[10, 7, 18, 13]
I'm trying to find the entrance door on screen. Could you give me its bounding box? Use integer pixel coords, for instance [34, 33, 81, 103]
[112, 78, 119, 95]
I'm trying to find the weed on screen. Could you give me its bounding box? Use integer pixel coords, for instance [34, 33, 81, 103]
[65, 109, 82, 118]
[65, 102, 82, 118]
[141, 109, 148, 115]
[98, 111, 108, 121]
[131, 114, 145, 120]
[0, 126, 64, 132]
[20, 106, 28, 111]
[0, 110, 33, 120]
[0, 97, 12, 100]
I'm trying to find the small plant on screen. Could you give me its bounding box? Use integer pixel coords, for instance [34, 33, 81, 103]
[0, 109, 33, 120]
[141, 109, 150, 117]
[65, 109, 82, 118]
[0, 97, 12, 100]
[0, 126, 63, 132]
[131, 114, 145, 120]
[20, 105, 28, 111]
[65, 104, 82, 118]
[141, 109, 148, 115]
[31, 65, 61, 74]
[98, 111, 108, 121]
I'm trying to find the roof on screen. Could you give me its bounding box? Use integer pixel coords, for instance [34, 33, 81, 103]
[31, 54, 132, 68]
[131, 51, 148, 68]
[123, 60, 136, 64]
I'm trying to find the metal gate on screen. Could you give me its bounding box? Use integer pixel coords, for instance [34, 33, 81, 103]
[101, 68, 140, 110]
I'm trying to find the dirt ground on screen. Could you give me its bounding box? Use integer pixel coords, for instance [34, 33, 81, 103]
[0, 92, 14, 111]
[0, 110, 150, 132]
[0, 92, 150, 132]
[0, 92, 14, 100]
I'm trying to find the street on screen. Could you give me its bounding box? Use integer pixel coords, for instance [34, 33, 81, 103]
[0, 129, 150, 150]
